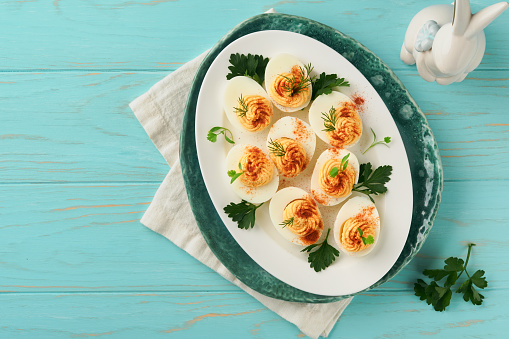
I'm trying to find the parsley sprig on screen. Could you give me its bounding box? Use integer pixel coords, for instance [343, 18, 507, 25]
[223, 200, 264, 230]
[280, 63, 315, 95]
[357, 227, 374, 245]
[311, 72, 350, 100]
[268, 138, 286, 157]
[414, 243, 487, 312]
[233, 94, 249, 117]
[321, 106, 338, 132]
[362, 128, 391, 154]
[279, 217, 294, 228]
[300, 229, 340, 272]
[226, 53, 269, 86]
[329, 153, 350, 178]
[227, 163, 243, 184]
[352, 163, 392, 202]
[207, 126, 235, 144]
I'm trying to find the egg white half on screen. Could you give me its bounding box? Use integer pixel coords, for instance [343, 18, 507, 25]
[225, 144, 279, 203]
[333, 196, 380, 257]
[223, 76, 272, 133]
[308, 91, 362, 148]
[266, 116, 316, 175]
[268, 186, 323, 246]
[264, 53, 312, 112]
[310, 148, 360, 206]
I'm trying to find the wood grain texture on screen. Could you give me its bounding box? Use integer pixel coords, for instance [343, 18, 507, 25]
[1, 70, 507, 183]
[0, 182, 506, 292]
[1, 290, 507, 338]
[2, 0, 508, 337]
[0, 0, 508, 71]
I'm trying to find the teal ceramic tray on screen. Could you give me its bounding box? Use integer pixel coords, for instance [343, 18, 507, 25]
[180, 13, 443, 303]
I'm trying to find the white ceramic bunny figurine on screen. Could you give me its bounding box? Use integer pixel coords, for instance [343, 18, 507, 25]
[401, 0, 508, 85]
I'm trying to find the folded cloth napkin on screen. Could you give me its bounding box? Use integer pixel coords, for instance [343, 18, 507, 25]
[129, 50, 353, 339]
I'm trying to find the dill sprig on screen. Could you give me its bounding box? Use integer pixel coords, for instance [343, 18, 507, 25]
[279, 217, 294, 228]
[321, 106, 338, 132]
[233, 94, 249, 117]
[280, 63, 315, 95]
[268, 138, 286, 157]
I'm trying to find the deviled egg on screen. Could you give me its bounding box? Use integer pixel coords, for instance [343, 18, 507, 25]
[266, 117, 316, 178]
[269, 187, 324, 246]
[309, 91, 362, 148]
[225, 144, 279, 203]
[223, 76, 273, 132]
[264, 53, 312, 112]
[333, 196, 380, 256]
[310, 148, 360, 206]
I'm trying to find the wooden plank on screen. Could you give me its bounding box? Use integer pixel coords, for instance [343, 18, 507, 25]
[0, 290, 506, 338]
[0, 72, 169, 183]
[0, 0, 508, 71]
[1, 70, 508, 183]
[0, 181, 506, 293]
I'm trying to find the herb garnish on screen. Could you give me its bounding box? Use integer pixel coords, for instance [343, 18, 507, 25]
[268, 138, 286, 157]
[329, 153, 350, 178]
[223, 200, 264, 230]
[321, 106, 338, 132]
[227, 163, 243, 184]
[207, 126, 235, 144]
[352, 163, 392, 202]
[233, 94, 249, 117]
[311, 72, 350, 100]
[280, 63, 315, 95]
[279, 217, 294, 228]
[300, 229, 340, 272]
[362, 128, 391, 154]
[226, 53, 269, 86]
[357, 227, 374, 245]
[414, 243, 487, 312]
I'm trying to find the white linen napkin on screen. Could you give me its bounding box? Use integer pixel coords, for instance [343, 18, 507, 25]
[130, 50, 353, 339]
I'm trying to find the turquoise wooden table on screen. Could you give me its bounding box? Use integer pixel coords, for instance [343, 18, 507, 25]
[2, 0, 508, 337]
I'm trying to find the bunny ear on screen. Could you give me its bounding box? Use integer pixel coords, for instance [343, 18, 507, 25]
[465, 2, 509, 39]
[452, 0, 472, 35]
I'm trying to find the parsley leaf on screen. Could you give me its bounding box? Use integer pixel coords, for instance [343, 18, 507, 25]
[300, 229, 339, 272]
[226, 53, 269, 86]
[414, 243, 488, 311]
[329, 167, 339, 178]
[223, 200, 264, 230]
[470, 270, 488, 289]
[207, 126, 235, 144]
[227, 163, 243, 184]
[357, 227, 374, 245]
[362, 128, 391, 154]
[328, 153, 349, 179]
[311, 72, 350, 100]
[352, 163, 393, 202]
[362, 235, 374, 245]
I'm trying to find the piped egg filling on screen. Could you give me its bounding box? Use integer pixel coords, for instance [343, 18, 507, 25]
[269, 137, 307, 177]
[325, 101, 362, 148]
[282, 196, 323, 245]
[319, 159, 356, 198]
[269, 65, 311, 109]
[239, 147, 274, 188]
[340, 216, 376, 253]
[235, 94, 273, 132]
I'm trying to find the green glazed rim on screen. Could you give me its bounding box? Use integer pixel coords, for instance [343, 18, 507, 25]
[180, 13, 443, 303]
